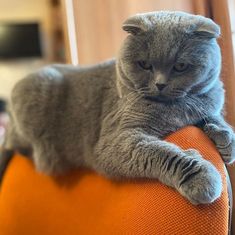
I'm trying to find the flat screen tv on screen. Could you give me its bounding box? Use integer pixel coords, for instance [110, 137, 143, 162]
[0, 22, 42, 59]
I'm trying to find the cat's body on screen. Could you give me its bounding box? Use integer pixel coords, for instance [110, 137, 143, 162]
[1, 11, 235, 205]
[5, 61, 118, 173]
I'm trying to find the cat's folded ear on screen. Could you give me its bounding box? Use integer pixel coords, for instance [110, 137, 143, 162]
[194, 18, 220, 38]
[122, 15, 149, 35]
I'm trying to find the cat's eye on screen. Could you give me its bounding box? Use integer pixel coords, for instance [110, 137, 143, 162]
[173, 63, 189, 72]
[138, 61, 153, 71]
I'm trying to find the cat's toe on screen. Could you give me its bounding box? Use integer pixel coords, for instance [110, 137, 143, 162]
[218, 137, 235, 164]
[204, 124, 235, 164]
[178, 161, 222, 205]
[205, 124, 231, 147]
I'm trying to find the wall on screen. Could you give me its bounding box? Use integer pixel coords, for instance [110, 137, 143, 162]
[0, 0, 52, 99]
[0, 60, 48, 99]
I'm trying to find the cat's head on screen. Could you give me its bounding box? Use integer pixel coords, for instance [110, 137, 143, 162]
[116, 11, 221, 101]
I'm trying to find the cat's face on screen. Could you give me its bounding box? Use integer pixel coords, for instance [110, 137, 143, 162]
[117, 11, 221, 101]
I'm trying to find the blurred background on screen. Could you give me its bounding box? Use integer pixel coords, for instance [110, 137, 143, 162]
[0, 0, 66, 100]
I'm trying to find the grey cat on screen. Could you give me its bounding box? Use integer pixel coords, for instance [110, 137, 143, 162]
[0, 11, 235, 205]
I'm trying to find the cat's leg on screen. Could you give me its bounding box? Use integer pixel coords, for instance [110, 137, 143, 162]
[200, 116, 235, 164]
[31, 141, 73, 175]
[94, 129, 222, 205]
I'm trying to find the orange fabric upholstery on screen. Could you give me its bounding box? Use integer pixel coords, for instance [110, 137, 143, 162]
[0, 126, 228, 235]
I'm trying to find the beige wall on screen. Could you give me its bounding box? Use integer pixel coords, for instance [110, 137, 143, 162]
[0, 0, 52, 99]
[0, 60, 48, 99]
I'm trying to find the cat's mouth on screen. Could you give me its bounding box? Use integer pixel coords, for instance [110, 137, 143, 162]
[144, 93, 186, 103]
[144, 95, 172, 103]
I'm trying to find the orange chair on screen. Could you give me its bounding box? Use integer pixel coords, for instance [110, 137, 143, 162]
[0, 126, 231, 235]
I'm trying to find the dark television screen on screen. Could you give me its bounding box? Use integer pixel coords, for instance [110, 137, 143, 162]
[0, 23, 42, 59]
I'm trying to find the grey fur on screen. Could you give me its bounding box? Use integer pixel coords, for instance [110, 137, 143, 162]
[1, 11, 234, 205]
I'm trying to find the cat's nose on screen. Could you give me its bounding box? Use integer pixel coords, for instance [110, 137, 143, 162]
[156, 83, 167, 91]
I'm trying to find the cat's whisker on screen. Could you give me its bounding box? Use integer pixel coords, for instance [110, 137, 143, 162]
[108, 91, 143, 122]
[126, 92, 144, 106]
[186, 96, 208, 126]
[126, 92, 141, 103]
[170, 89, 187, 98]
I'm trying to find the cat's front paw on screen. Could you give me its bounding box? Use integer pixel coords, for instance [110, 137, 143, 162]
[204, 124, 235, 164]
[177, 150, 222, 205]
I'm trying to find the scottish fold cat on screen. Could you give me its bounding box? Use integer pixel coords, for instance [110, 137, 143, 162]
[1, 11, 235, 205]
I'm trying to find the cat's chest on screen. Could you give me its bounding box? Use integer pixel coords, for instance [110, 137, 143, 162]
[120, 101, 198, 137]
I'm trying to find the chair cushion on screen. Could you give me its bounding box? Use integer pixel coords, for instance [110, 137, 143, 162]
[0, 126, 229, 235]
